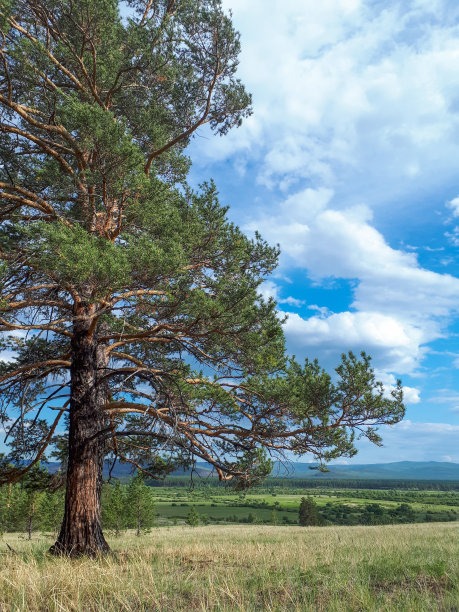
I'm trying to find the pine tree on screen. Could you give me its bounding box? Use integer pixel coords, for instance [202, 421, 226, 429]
[186, 505, 200, 527]
[102, 480, 127, 536]
[39, 489, 65, 538]
[299, 497, 320, 527]
[0, 0, 405, 556]
[17, 465, 50, 539]
[126, 473, 156, 536]
[0, 481, 23, 534]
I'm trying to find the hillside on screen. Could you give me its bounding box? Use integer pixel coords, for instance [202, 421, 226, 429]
[272, 460, 459, 480]
[40, 460, 459, 481]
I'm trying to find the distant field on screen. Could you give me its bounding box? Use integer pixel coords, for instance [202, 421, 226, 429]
[147, 488, 458, 526]
[1, 523, 458, 611]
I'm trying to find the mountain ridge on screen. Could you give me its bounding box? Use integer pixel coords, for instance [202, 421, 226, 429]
[39, 460, 459, 480]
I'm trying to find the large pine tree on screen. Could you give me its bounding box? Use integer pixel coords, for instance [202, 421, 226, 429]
[0, 0, 404, 556]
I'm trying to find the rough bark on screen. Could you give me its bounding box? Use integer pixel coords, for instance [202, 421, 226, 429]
[49, 307, 110, 557]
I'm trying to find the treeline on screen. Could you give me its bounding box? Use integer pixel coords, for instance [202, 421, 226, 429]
[326, 489, 459, 506]
[0, 468, 157, 537]
[249, 478, 459, 491]
[213, 497, 458, 527]
[297, 496, 459, 527]
[314, 501, 458, 526]
[0, 473, 64, 538]
[148, 477, 459, 491]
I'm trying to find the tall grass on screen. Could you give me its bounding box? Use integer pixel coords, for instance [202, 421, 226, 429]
[1, 523, 458, 611]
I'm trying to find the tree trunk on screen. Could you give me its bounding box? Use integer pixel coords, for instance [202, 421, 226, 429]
[50, 310, 110, 557]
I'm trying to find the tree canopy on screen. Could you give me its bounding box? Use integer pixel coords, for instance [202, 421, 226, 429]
[0, 0, 404, 555]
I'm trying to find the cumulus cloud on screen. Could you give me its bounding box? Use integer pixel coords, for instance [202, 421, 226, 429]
[189, 2, 459, 382]
[201, 0, 459, 208]
[246, 191, 459, 375]
[447, 196, 459, 217]
[283, 310, 426, 373]
[399, 387, 421, 405]
[184, 0, 459, 460]
[371, 371, 420, 405]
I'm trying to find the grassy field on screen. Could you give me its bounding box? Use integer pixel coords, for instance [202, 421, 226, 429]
[146, 488, 458, 525]
[1, 522, 458, 611]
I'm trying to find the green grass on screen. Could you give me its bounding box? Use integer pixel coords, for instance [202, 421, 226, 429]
[1, 523, 458, 610]
[148, 490, 458, 525]
[156, 502, 296, 523]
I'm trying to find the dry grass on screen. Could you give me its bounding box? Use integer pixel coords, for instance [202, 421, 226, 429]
[1, 523, 458, 611]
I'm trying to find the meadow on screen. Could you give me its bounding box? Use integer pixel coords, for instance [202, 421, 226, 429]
[144, 486, 459, 527]
[1, 522, 458, 611]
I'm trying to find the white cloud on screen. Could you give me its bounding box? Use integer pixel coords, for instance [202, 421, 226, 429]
[247, 193, 459, 374]
[401, 386, 421, 405]
[258, 280, 305, 308]
[206, 1, 459, 382]
[283, 310, 428, 374]
[446, 196, 459, 217]
[351, 419, 459, 463]
[373, 371, 421, 405]
[394, 420, 459, 434]
[199, 0, 459, 209]
[191, 0, 459, 445]
[445, 226, 459, 246]
[428, 392, 459, 403]
[281, 296, 305, 308]
[251, 199, 459, 319]
[307, 305, 333, 318]
[0, 350, 16, 363]
[427, 391, 459, 414]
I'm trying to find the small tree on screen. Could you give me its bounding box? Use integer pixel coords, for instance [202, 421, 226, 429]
[126, 473, 156, 536]
[186, 506, 200, 527]
[40, 489, 65, 537]
[102, 480, 126, 536]
[18, 465, 50, 539]
[299, 497, 320, 527]
[0, 481, 23, 534]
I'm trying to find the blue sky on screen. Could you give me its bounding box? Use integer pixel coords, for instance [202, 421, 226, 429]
[2, 0, 458, 466]
[187, 0, 459, 463]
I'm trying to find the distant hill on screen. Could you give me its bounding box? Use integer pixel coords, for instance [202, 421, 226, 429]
[41, 460, 459, 481]
[270, 461, 459, 481]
